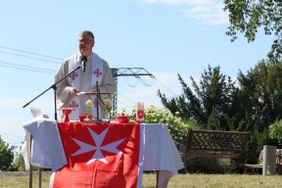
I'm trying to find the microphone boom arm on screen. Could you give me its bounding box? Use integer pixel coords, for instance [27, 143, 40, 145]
[23, 64, 82, 121]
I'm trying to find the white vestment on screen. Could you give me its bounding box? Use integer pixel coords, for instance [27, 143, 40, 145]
[55, 52, 116, 120]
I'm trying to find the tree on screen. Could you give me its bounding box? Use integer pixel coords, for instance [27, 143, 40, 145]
[207, 108, 221, 130]
[158, 65, 236, 130]
[224, 0, 282, 61]
[0, 136, 15, 171]
[236, 59, 282, 130]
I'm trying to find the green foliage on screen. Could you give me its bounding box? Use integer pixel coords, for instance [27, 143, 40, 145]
[246, 130, 262, 163]
[269, 119, 282, 141]
[224, 0, 282, 61]
[158, 61, 282, 169]
[0, 136, 15, 171]
[158, 65, 237, 131]
[131, 105, 199, 145]
[207, 108, 221, 130]
[237, 60, 282, 131]
[12, 153, 26, 171]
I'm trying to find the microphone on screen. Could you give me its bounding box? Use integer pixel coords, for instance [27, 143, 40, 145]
[80, 56, 87, 72]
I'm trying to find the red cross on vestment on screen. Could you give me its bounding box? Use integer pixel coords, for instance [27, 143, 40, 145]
[69, 101, 79, 108]
[93, 68, 102, 78]
[69, 72, 78, 80]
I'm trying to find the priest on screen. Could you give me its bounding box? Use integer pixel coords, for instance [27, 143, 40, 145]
[55, 30, 116, 120]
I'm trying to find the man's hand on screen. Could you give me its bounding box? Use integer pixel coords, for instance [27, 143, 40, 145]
[69, 88, 79, 97]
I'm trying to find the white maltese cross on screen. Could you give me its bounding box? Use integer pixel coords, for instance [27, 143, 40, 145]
[71, 127, 126, 165]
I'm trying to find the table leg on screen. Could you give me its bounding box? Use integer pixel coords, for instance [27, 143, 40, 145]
[39, 168, 42, 188]
[156, 171, 159, 188]
[29, 163, 32, 188]
[29, 134, 33, 188]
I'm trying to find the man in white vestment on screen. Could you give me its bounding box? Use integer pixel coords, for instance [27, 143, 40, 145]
[55, 31, 116, 120]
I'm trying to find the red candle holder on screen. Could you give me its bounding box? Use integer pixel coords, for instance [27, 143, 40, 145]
[61, 108, 72, 122]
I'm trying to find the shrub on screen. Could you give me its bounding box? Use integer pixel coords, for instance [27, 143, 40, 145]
[269, 119, 282, 141]
[0, 136, 15, 171]
[12, 152, 26, 171]
[131, 105, 199, 145]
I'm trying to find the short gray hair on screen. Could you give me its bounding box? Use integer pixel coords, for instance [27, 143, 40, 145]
[79, 30, 95, 41]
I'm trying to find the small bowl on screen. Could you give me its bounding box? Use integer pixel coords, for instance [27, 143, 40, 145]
[79, 114, 87, 122]
[116, 116, 130, 123]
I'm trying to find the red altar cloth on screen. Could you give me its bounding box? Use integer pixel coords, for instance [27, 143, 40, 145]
[50, 122, 144, 188]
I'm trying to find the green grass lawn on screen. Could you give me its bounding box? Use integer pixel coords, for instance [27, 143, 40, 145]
[1, 172, 282, 188]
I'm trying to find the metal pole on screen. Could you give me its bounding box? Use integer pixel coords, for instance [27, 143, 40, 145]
[111, 68, 118, 112]
[110, 67, 154, 112]
[38, 168, 42, 188]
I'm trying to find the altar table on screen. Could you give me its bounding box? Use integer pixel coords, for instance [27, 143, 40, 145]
[23, 118, 184, 188]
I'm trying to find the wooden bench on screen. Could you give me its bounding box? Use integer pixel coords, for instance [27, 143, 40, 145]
[184, 128, 250, 172]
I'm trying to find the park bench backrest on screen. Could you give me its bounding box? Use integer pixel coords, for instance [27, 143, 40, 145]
[185, 128, 250, 160]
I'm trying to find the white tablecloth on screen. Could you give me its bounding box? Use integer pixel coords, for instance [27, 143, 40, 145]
[23, 118, 184, 188]
[142, 123, 184, 187]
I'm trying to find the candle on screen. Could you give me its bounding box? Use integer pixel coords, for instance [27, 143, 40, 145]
[136, 102, 144, 123]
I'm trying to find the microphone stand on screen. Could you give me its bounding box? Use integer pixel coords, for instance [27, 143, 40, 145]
[23, 64, 82, 121]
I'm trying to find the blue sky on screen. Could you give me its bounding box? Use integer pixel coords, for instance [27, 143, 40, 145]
[0, 0, 273, 148]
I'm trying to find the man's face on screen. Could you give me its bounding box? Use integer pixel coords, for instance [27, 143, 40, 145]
[79, 34, 94, 56]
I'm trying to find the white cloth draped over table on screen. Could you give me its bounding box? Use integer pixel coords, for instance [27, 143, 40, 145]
[22, 118, 184, 188]
[142, 124, 184, 187]
[22, 118, 67, 171]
